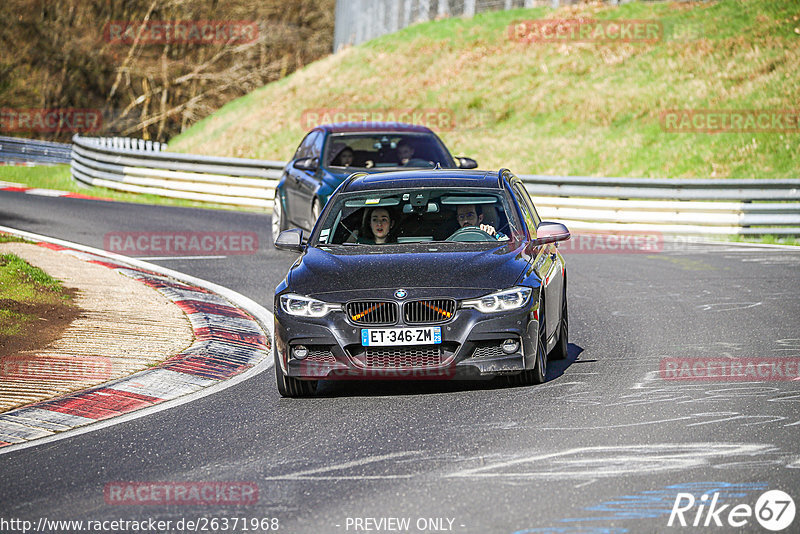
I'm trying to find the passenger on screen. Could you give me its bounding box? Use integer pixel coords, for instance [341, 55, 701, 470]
[358, 207, 396, 244]
[455, 204, 498, 236]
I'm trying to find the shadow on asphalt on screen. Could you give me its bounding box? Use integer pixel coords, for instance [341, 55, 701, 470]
[545, 342, 584, 382]
[305, 343, 585, 398]
[0, 210, 42, 228]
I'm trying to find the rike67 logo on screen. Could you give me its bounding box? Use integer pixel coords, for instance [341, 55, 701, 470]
[669, 489, 795, 531]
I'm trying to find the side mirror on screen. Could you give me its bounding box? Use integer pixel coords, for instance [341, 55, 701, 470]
[293, 158, 318, 172]
[275, 228, 305, 252]
[533, 222, 570, 246]
[456, 157, 478, 169]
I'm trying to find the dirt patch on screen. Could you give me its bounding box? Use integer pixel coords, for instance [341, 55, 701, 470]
[0, 289, 81, 358]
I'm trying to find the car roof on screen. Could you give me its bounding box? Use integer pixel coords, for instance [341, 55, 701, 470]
[317, 122, 435, 134]
[343, 169, 504, 193]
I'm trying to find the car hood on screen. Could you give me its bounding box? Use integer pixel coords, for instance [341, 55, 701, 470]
[287, 244, 529, 300]
[321, 168, 392, 191]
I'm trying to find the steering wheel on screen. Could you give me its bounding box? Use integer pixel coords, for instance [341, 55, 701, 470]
[446, 226, 495, 242]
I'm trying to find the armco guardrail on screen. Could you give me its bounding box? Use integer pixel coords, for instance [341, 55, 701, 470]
[71, 135, 284, 208]
[522, 175, 800, 236]
[69, 135, 800, 235]
[0, 136, 71, 165]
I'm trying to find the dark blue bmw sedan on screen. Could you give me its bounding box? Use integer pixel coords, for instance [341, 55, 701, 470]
[271, 122, 477, 245]
[273, 168, 570, 397]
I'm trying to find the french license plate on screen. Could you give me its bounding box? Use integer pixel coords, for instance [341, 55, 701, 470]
[361, 327, 442, 346]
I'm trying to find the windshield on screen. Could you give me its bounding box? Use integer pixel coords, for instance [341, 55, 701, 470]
[311, 187, 524, 247]
[323, 133, 455, 170]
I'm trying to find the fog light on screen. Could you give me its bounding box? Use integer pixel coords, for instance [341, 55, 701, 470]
[292, 345, 309, 359]
[502, 339, 520, 354]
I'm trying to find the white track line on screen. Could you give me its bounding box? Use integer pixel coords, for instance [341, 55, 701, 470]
[0, 225, 275, 456]
[668, 238, 799, 251]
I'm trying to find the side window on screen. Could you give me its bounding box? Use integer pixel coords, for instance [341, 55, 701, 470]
[514, 183, 541, 228]
[293, 131, 320, 160]
[513, 185, 536, 237]
[310, 131, 325, 160]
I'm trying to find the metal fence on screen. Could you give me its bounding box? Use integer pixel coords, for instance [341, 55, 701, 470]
[333, 0, 593, 51]
[524, 176, 800, 235]
[0, 136, 72, 165]
[71, 135, 284, 208]
[67, 135, 800, 236]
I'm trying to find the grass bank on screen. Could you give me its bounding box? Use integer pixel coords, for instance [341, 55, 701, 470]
[169, 0, 799, 179]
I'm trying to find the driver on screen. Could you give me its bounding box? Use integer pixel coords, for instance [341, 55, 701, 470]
[455, 204, 498, 236]
[337, 147, 354, 166]
[330, 145, 354, 167]
[397, 141, 415, 166]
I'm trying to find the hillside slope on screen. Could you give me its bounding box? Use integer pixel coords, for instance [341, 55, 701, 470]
[169, 0, 799, 179]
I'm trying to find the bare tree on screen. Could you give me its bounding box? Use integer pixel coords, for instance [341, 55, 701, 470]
[0, 0, 335, 141]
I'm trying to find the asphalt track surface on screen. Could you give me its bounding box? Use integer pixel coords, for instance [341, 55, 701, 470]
[1, 191, 799, 534]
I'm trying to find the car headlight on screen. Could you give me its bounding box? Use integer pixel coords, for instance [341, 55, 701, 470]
[280, 294, 341, 317]
[462, 286, 532, 313]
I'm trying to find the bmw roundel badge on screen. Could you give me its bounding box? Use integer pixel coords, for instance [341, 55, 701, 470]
[395, 289, 408, 299]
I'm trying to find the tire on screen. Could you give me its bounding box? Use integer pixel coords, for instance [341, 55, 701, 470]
[271, 194, 288, 247]
[275, 357, 317, 397]
[508, 295, 547, 386]
[549, 281, 568, 361]
[530, 300, 548, 384]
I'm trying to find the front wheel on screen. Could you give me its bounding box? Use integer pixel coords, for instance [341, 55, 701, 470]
[507, 296, 547, 386]
[275, 357, 317, 397]
[271, 194, 288, 246]
[530, 302, 548, 384]
[549, 282, 568, 361]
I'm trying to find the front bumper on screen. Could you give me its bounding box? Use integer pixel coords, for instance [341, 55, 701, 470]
[274, 298, 540, 381]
